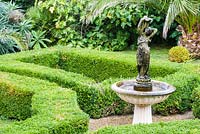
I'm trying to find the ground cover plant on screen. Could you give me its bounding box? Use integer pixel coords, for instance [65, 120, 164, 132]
[0, 46, 199, 133]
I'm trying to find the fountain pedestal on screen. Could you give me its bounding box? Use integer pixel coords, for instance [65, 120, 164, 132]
[112, 80, 175, 124]
[133, 104, 152, 124]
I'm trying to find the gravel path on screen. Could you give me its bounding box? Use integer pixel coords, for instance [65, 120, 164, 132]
[89, 111, 194, 131]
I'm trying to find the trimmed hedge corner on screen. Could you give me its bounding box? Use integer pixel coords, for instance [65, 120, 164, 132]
[0, 79, 33, 120]
[0, 72, 89, 133]
[192, 85, 200, 118]
[153, 71, 200, 115]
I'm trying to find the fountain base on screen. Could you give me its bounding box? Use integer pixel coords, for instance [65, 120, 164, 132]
[111, 80, 175, 125]
[134, 78, 152, 91]
[133, 104, 152, 124]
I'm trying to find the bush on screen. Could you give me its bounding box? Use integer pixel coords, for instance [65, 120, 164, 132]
[0, 79, 33, 120]
[0, 46, 199, 133]
[94, 119, 200, 134]
[192, 85, 200, 118]
[1, 0, 34, 9]
[26, 0, 178, 51]
[169, 46, 190, 63]
[0, 1, 25, 55]
[1, 46, 199, 118]
[0, 71, 89, 134]
[0, 58, 127, 118]
[0, 46, 179, 118]
[84, 5, 179, 51]
[153, 71, 200, 115]
[26, 0, 88, 47]
[19, 46, 178, 81]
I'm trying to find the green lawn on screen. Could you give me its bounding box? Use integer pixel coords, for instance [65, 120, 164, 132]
[117, 48, 169, 60]
[117, 48, 200, 64]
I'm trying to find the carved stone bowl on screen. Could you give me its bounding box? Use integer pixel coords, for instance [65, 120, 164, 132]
[111, 80, 175, 124]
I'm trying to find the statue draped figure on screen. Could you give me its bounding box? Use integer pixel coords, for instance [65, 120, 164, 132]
[134, 16, 157, 91]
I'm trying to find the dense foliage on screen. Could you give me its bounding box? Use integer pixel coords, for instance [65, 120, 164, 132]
[2, 0, 34, 9]
[84, 5, 179, 51]
[0, 1, 52, 55]
[25, 0, 179, 51]
[192, 85, 200, 118]
[154, 71, 200, 115]
[0, 1, 25, 55]
[26, 0, 87, 48]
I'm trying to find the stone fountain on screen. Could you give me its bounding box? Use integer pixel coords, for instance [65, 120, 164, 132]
[111, 16, 175, 124]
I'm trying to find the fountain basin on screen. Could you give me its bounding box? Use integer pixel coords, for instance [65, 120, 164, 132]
[111, 80, 175, 124]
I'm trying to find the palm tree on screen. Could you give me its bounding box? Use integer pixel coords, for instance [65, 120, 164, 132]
[86, 0, 200, 58]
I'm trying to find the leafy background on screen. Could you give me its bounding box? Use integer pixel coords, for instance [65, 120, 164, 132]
[0, 0, 180, 55]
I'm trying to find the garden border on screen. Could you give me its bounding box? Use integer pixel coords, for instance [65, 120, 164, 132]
[0, 46, 199, 133]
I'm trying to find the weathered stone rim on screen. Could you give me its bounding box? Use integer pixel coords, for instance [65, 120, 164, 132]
[111, 80, 176, 96]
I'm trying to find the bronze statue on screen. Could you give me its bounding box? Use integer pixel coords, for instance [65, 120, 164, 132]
[134, 16, 157, 91]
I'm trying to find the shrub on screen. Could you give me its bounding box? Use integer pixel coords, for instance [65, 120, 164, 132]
[0, 46, 199, 133]
[0, 1, 25, 55]
[0, 79, 33, 120]
[168, 46, 190, 63]
[0, 47, 199, 118]
[192, 85, 200, 118]
[94, 119, 200, 134]
[26, 0, 88, 47]
[153, 71, 200, 115]
[0, 71, 89, 134]
[0, 59, 127, 118]
[84, 4, 179, 51]
[1, 0, 34, 9]
[0, 46, 179, 118]
[12, 47, 178, 82]
[26, 0, 178, 51]
[0, 46, 199, 119]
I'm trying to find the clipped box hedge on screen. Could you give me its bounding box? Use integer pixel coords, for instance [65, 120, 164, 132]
[0, 79, 33, 120]
[94, 119, 200, 134]
[0, 46, 199, 134]
[0, 59, 128, 118]
[0, 46, 199, 119]
[0, 71, 89, 134]
[153, 71, 200, 115]
[16, 46, 179, 81]
[192, 85, 200, 118]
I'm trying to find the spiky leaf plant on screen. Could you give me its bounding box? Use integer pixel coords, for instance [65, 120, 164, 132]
[0, 1, 27, 55]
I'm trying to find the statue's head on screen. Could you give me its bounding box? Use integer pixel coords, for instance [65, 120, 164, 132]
[145, 27, 153, 36]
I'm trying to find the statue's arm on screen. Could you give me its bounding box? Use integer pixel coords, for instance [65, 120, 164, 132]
[147, 28, 157, 39]
[137, 18, 146, 34]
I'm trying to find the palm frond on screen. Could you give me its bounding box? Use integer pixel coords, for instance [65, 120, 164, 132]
[163, 0, 200, 38]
